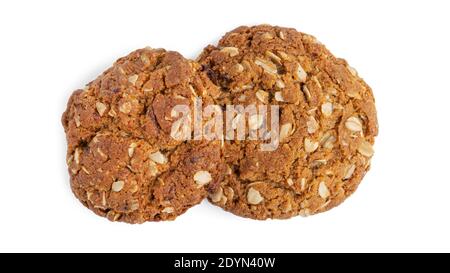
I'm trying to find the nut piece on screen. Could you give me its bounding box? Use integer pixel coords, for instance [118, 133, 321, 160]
[256, 90, 269, 103]
[247, 187, 264, 205]
[149, 151, 167, 164]
[128, 74, 138, 85]
[111, 180, 124, 192]
[345, 116, 363, 132]
[358, 140, 374, 157]
[220, 47, 239, 57]
[343, 164, 356, 180]
[321, 102, 333, 117]
[307, 116, 319, 134]
[248, 114, 264, 130]
[194, 170, 212, 186]
[279, 123, 293, 142]
[318, 181, 330, 199]
[296, 63, 307, 82]
[95, 102, 107, 116]
[274, 92, 284, 102]
[304, 138, 319, 153]
[162, 207, 174, 213]
[119, 102, 132, 114]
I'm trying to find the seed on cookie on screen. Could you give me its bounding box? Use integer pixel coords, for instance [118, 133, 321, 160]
[238, 94, 246, 102]
[287, 178, 294, 186]
[274, 91, 284, 102]
[149, 151, 167, 164]
[194, 170, 212, 186]
[265, 50, 281, 64]
[321, 102, 333, 117]
[345, 116, 363, 132]
[296, 63, 307, 82]
[247, 187, 264, 205]
[304, 138, 319, 153]
[256, 90, 269, 103]
[280, 123, 293, 142]
[343, 164, 356, 180]
[307, 116, 319, 134]
[74, 148, 81, 165]
[220, 47, 239, 57]
[318, 181, 330, 199]
[111, 180, 125, 192]
[300, 178, 307, 191]
[108, 109, 117, 117]
[148, 161, 159, 176]
[358, 140, 374, 157]
[322, 135, 336, 149]
[209, 187, 223, 203]
[224, 186, 234, 201]
[74, 114, 81, 127]
[275, 79, 285, 89]
[128, 143, 137, 157]
[101, 192, 107, 207]
[119, 102, 132, 114]
[302, 85, 312, 101]
[261, 32, 274, 40]
[128, 74, 138, 85]
[254, 57, 277, 75]
[95, 102, 107, 116]
[106, 211, 121, 222]
[129, 199, 139, 211]
[81, 166, 90, 174]
[162, 207, 174, 213]
[233, 63, 244, 73]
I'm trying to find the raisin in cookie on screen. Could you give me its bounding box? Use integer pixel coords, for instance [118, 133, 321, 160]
[198, 25, 378, 219]
[62, 48, 225, 223]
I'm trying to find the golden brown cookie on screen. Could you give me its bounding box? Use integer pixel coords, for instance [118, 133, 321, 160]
[62, 48, 225, 223]
[198, 25, 378, 219]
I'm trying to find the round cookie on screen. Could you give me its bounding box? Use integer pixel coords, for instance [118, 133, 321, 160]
[62, 48, 225, 223]
[198, 25, 378, 219]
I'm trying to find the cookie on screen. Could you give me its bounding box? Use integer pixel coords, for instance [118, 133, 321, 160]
[198, 25, 378, 219]
[62, 48, 225, 223]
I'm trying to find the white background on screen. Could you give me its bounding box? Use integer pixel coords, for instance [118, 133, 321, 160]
[0, 0, 449, 253]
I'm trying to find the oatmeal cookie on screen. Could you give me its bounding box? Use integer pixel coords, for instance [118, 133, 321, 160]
[62, 48, 225, 223]
[199, 25, 378, 219]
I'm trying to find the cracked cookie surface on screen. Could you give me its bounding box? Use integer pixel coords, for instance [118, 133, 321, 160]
[62, 48, 225, 223]
[198, 25, 378, 219]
